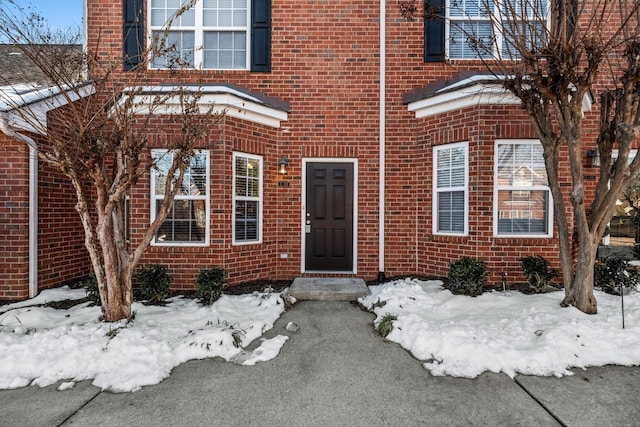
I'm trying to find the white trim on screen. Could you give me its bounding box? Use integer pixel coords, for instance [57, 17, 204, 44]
[406, 75, 593, 120]
[232, 151, 263, 245]
[0, 84, 95, 134]
[301, 158, 359, 274]
[122, 86, 288, 128]
[433, 141, 469, 236]
[150, 149, 210, 247]
[408, 83, 520, 119]
[493, 139, 553, 238]
[0, 115, 38, 298]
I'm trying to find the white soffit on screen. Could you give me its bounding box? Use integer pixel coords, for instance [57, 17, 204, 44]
[407, 82, 521, 119]
[0, 83, 95, 134]
[407, 77, 593, 119]
[124, 85, 289, 128]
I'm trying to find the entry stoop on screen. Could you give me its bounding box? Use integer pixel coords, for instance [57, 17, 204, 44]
[288, 277, 370, 301]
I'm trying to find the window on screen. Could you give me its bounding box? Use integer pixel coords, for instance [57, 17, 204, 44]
[151, 150, 209, 245]
[446, 0, 548, 60]
[150, 0, 248, 69]
[433, 142, 468, 235]
[494, 140, 552, 236]
[233, 152, 262, 244]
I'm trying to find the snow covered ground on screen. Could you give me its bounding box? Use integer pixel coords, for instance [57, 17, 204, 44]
[1, 279, 639, 393]
[0, 288, 289, 392]
[360, 278, 640, 379]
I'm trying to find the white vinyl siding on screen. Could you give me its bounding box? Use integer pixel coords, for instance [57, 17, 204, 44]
[433, 142, 468, 235]
[494, 140, 552, 237]
[151, 150, 210, 245]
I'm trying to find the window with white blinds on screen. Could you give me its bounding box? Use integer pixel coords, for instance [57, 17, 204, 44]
[433, 142, 468, 235]
[151, 150, 210, 245]
[447, 0, 548, 60]
[494, 140, 552, 236]
[233, 152, 262, 244]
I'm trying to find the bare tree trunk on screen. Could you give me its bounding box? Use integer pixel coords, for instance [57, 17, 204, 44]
[100, 267, 133, 322]
[97, 210, 133, 322]
[562, 232, 598, 313]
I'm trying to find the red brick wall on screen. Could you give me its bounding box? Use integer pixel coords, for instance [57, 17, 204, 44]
[37, 152, 91, 291]
[0, 135, 30, 299]
[82, 0, 605, 290]
[413, 106, 573, 286]
[0, 132, 89, 301]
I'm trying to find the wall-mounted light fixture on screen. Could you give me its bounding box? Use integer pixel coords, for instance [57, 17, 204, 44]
[587, 149, 600, 167]
[279, 156, 288, 175]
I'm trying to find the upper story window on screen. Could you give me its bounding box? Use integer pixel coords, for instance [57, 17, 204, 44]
[433, 142, 468, 235]
[151, 150, 210, 245]
[150, 0, 249, 70]
[494, 140, 552, 237]
[424, 0, 548, 61]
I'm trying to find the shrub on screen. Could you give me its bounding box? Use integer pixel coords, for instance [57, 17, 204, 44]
[134, 264, 172, 304]
[594, 257, 640, 295]
[520, 255, 560, 293]
[446, 257, 488, 296]
[196, 266, 227, 305]
[82, 274, 100, 306]
[376, 314, 397, 338]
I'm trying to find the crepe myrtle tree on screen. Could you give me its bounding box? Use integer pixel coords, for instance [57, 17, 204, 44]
[0, 0, 222, 321]
[420, 0, 640, 313]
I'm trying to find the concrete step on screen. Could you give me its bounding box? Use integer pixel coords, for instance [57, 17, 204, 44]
[288, 277, 370, 301]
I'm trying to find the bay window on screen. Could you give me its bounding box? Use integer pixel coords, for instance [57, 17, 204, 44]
[151, 150, 209, 245]
[433, 142, 468, 235]
[233, 152, 262, 244]
[494, 140, 552, 236]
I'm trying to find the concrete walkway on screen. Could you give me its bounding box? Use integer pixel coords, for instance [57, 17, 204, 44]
[2, 301, 639, 426]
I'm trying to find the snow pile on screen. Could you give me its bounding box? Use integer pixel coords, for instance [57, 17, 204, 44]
[360, 278, 640, 378]
[0, 288, 288, 392]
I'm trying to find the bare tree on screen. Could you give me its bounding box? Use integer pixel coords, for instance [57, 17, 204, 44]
[0, 0, 222, 321]
[438, 0, 640, 313]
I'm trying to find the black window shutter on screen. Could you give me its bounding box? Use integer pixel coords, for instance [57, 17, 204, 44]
[424, 0, 445, 62]
[251, 0, 271, 72]
[123, 0, 144, 71]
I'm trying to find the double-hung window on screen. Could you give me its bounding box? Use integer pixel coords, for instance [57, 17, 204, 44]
[233, 152, 262, 244]
[446, 0, 548, 60]
[150, 0, 248, 69]
[433, 142, 468, 235]
[151, 150, 210, 245]
[494, 140, 552, 236]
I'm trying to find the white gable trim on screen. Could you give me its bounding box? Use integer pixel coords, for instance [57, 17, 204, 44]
[123, 85, 288, 128]
[407, 78, 593, 119]
[1, 84, 95, 134]
[407, 83, 520, 119]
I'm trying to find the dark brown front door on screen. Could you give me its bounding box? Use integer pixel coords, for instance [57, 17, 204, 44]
[305, 162, 354, 271]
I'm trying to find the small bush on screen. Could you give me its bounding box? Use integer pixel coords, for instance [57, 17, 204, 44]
[446, 257, 488, 296]
[520, 255, 560, 293]
[83, 274, 101, 306]
[196, 266, 227, 305]
[376, 314, 397, 338]
[134, 264, 172, 304]
[595, 257, 640, 295]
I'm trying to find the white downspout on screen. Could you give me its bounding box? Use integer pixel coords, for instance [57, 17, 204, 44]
[378, 0, 386, 281]
[0, 115, 38, 298]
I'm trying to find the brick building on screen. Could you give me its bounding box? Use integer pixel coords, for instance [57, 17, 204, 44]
[1, 0, 603, 299]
